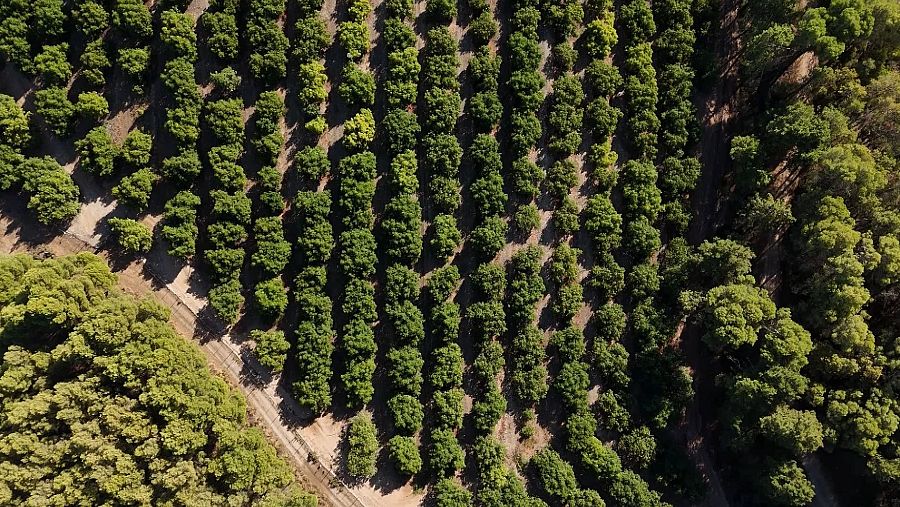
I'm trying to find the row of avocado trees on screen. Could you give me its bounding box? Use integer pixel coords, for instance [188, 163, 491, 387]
[464, 0, 547, 503]
[419, 1, 467, 497]
[291, 0, 336, 413]
[380, 0, 426, 481]
[336, 0, 382, 480]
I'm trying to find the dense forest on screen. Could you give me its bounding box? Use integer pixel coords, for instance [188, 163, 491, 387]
[0, 0, 899, 505]
[0, 253, 317, 506]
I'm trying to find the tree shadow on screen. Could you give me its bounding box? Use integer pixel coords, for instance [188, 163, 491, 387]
[0, 191, 69, 253]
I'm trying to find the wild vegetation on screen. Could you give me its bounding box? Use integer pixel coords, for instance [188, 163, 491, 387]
[0, 253, 316, 506]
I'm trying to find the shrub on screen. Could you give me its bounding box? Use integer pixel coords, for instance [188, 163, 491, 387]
[34, 87, 74, 137]
[112, 168, 156, 210]
[346, 413, 378, 479]
[338, 21, 369, 60]
[389, 393, 424, 434]
[35, 43, 71, 85]
[339, 64, 375, 107]
[429, 430, 464, 475]
[76, 127, 117, 177]
[251, 329, 289, 372]
[119, 129, 152, 167]
[108, 217, 153, 253]
[295, 146, 329, 181]
[388, 436, 421, 476]
[430, 214, 461, 259]
[18, 157, 80, 224]
[471, 216, 508, 258]
[344, 108, 376, 151]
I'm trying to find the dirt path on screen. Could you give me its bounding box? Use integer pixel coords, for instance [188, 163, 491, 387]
[676, 0, 744, 506]
[804, 456, 840, 507]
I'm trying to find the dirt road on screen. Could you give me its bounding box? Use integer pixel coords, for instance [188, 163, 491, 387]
[676, 0, 744, 505]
